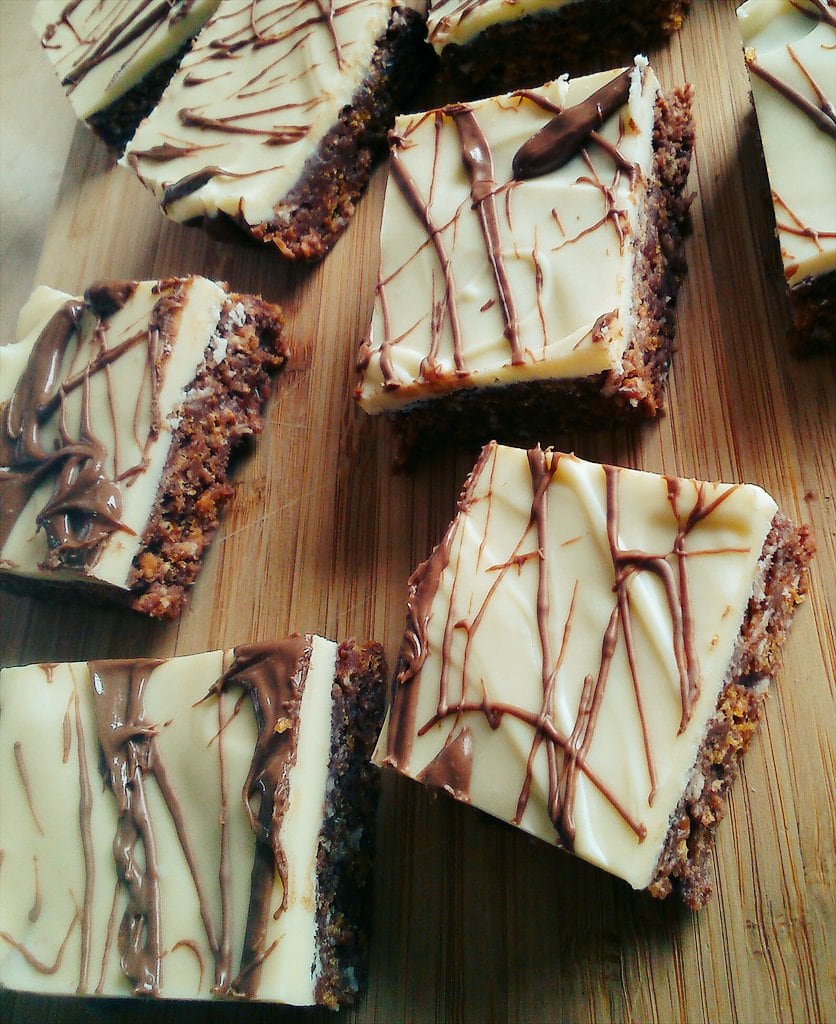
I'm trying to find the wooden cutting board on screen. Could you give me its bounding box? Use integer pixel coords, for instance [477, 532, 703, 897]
[1, 3, 833, 1022]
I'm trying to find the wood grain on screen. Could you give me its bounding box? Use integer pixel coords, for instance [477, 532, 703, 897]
[1, 3, 833, 1022]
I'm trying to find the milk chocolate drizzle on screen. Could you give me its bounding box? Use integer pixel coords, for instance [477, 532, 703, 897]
[0, 281, 170, 570]
[91, 659, 167, 996]
[72, 687, 96, 994]
[369, 73, 639, 393]
[28, 858, 42, 924]
[417, 727, 474, 801]
[13, 741, 45, 837]
[205, 637, 308, 998]
[386, 444, 747, 851]
[451, 105, 524, 364]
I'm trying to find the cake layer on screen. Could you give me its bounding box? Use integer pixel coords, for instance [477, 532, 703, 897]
[737, 0, 836, 350]
[33, 1, 220, 145]
[374, 443, 812, 904]
[0, 277, 288, 617]
[428, 0, 690, 98]
[356, 60, 694, 455]
[123, 0, 430, 258]
[0, 637, 387, 1005]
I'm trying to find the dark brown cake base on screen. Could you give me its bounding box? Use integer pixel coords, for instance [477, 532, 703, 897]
[245, 7, 434, 261]
[314, 640, 387, 1008]
[127, 292, 288, 618]
[435, 0, 690, 101]
[648, 514, 815, 909]
[389, 86, 695, 468]
[789, 270, 836, 355]
[86, 47, 189, 152]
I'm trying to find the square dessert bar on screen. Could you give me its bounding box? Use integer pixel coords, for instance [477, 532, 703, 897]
[123, 0, 430, 259]
[0, 636, 386, 1006]
[374, 442, 813, 907]
[0, 277, 287, 618]
[738, 0, 836, 351]
[427, 0, 690, 99]
[33, 0, 221, 150]
[356, 59, 695, 462]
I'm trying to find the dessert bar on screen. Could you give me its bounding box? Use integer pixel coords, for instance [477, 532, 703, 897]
[374, 442, 813, 907]
[123, 0, 430, 259]
[357, 59, 695, 461]
[0, 277, 287, 618]
[0, 637, 386, 1005]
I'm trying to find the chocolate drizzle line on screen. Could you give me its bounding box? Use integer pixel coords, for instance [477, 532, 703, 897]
[91, 659, 167, 996]
[93, 657, 236, 997]
[389, 136, 467, 380]
[72, 687, 96, 994]
[28, 858, 42, 924]
[417, 727, 474, 801]
[13, 741, 45, 837]
[209, 655, 234, 995]
[790, 0, 836, 27]
[96, 879, 123, 995]
[387, 444, 753, 851]
[450, 105, 524, 365]
[0, 909, 80, 975]
[204, 637, 309, 998]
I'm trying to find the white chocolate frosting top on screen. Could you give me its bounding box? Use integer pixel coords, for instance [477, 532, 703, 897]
[357, 60, 660, 413]
[373, 443, 778, 890]
[124, 0, 394, 226]
[737, 0, 836, 286]
[32, 0, 221, 120]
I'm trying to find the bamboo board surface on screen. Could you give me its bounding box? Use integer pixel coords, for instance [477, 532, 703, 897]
[0, 3, 833, 1022]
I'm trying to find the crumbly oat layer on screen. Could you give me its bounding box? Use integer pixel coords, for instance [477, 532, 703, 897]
[648, 513, 814, 909]
[127, 294, 287, 618]
[436, 0, 690, 101]
[314, 640, 387, 1008]
[245, 7, 433, 260]
[391, 86, 695, 467]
